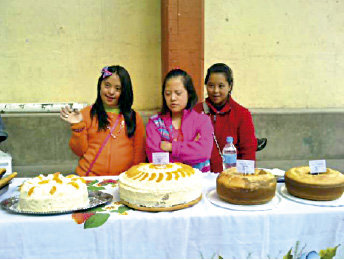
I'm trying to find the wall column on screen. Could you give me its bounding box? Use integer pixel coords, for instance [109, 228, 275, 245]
[161, 0, 204, 100]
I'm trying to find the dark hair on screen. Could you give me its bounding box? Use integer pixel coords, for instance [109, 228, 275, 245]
[204, 63, 234, 89]
[90, 65, 136, 137]
[161, 69, 198, 114]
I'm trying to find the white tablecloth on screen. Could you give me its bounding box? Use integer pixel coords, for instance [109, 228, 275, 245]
[0, 173, 343, 259]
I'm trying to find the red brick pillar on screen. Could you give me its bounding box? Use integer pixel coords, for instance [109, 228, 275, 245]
[161, 0, 204, 101]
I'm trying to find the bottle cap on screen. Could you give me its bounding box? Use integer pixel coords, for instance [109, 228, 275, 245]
[226, 136, 233, 143]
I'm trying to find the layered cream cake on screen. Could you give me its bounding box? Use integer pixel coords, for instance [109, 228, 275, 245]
[217, 168, 277, 205]
[285, 166, 344, 201]
[119, 163, 203, 211]
[18, 172, 89, 212]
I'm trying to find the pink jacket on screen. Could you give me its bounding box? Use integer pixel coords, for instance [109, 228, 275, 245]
[146, 109, 214, 166]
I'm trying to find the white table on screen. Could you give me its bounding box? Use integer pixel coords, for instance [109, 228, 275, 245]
[0, 173, 343, 259]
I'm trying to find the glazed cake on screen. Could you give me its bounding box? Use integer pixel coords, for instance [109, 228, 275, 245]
[217, 168, 277, 205]
[285, 166, 344, 201]
[18, 172, 89, 212]
[119, 163, 203, 211]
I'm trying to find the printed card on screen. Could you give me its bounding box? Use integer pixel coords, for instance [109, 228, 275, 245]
[152, 152, 170, 165]
[309, 160, 327, 174]
[236, 160, 255, 174]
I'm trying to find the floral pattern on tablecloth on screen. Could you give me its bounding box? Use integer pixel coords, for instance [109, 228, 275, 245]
[72, 179, 131, 229]
[282, 241, 340, 259]
[204, 241, 340, 259]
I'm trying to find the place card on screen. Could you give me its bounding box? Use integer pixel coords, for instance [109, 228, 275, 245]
[152, 152, 170, 165]
[236, 160, 255, 174]
[309, 160, 327, 174]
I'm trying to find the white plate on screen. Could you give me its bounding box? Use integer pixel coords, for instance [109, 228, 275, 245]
[206, 189, 281, 211]
[278, 184, 344, 207]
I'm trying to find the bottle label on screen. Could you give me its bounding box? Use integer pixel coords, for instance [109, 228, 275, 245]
[223, 154, 237, 164]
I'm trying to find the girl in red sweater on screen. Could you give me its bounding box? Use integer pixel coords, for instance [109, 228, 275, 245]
[60, 65, 146, 176]
[194, 63, 257, 173]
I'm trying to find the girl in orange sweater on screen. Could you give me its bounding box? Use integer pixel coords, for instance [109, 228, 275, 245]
[60, 65, 146, 176]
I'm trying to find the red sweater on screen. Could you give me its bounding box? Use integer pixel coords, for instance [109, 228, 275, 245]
[194, 97, 257, 173]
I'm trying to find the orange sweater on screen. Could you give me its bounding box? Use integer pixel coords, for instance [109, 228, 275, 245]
[69, 106, 146, 176]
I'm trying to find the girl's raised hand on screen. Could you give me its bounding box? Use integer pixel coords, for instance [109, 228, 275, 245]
[60, 105, 83, 124]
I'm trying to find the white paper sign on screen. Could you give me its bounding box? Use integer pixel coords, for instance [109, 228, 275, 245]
[309, 160, 327, 174]
[236, 160, 255, 174]
[152, 152, 170, 165]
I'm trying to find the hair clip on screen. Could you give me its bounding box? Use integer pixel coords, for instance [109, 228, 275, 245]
[101, 66, 112, 78]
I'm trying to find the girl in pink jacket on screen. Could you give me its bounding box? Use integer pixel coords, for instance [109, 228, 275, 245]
[146, 69, 213, 172]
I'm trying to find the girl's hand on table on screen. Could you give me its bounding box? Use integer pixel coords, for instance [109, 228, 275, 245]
[194, 133, 200, 141]
[60, 105, 83, 124]
[160, 141, 172, 152]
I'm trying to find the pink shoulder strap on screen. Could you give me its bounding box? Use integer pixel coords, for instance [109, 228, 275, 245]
[85, 115, 121, 176]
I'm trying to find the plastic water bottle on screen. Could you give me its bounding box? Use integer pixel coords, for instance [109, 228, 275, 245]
[222, 136, 237, 170]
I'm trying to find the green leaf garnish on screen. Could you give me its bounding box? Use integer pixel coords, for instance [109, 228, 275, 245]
[84, 213, 110, 229]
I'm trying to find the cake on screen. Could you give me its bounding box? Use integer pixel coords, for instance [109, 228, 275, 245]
[285, 166, 344, 201]
[216, 168, 277, 205]
[18, 172, 89, 212]
[118, 163, 203, 211]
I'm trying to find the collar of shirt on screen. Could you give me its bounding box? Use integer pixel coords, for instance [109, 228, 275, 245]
[103, 104, 120, 114]
[205, 97, 232, 114]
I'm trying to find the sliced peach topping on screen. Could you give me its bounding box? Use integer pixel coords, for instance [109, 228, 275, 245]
[28, 187, 35, 196]
[66, 174, 78, 178]
[133, 172, 144, 180]
[173, 171, 180, 180]
[79, 178, 86, 184]
[126, 165, 140, 178]
[166, 172, 172, 181]
[71, 177, 85, 183]
[38, 180, 50, 184]
[50, 186, 57, 195]
[184, 169, 193, 176]
[140, 173, 149, 181]
[53, 172, 62, 184]
[148, 173, 156, 181]
[156, 173, 164, 182]
[68, 182, 79, 189]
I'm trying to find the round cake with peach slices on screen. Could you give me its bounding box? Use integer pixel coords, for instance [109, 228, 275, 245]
[119, 163, 203, 211]
[18, 172, 89, 212]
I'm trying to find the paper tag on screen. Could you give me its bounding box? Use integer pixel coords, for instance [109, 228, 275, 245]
[309, 160, 327, 174]
[152, 152, 170, 165]
[236, 160, 255, 174]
